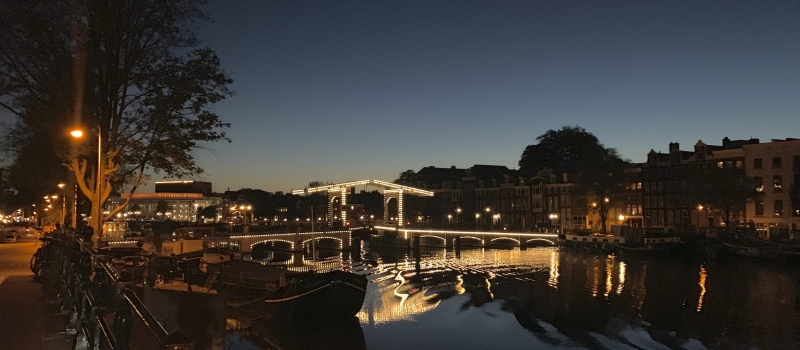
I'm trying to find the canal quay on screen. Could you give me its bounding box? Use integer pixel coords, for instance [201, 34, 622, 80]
[220, 237, 800, 350]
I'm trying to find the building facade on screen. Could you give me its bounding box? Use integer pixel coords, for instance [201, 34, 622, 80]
[742, 139, 800, 239]
[106, 192, 223, 222]
[641, 137, 759, 231]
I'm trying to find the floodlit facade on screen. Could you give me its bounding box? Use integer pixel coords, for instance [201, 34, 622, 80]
[105, 192, 223, 222]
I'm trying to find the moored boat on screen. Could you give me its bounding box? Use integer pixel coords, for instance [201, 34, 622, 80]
[721, 241, 800, 262]
[207, 260, 367, 324]
[617, 236, 681, 254]
[558, 232, 625, 252]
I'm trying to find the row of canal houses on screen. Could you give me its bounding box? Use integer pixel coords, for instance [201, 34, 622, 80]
[404, 137, 800, 240]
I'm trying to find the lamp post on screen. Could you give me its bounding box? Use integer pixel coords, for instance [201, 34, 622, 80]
[549, 213, 559, 232]
[240, 205, 252, 233]
[456, 208, 462, 225]
[696, 204, 704, 233]
[475, 213, 480, 228]
[447, 214, 452, 225]
[70, 126, 104, 247]
[57, 183, 66, 227]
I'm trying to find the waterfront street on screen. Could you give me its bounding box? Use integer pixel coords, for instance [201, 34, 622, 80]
[0, 238, 37, 285]
[0, 239, 64, 350]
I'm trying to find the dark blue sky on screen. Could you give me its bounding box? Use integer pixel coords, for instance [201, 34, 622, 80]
[178, 1, 799, 192]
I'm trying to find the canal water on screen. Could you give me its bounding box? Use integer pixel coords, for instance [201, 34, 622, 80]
[227, 246, 800, 350]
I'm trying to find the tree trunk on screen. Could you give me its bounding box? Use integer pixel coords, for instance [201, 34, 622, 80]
[599, 210, 608, 234]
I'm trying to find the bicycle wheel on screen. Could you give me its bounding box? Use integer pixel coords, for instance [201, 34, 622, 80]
[30, 249, 40, 276]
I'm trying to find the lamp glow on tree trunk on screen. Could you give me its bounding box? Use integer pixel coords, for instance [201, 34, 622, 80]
[70, 126, 106, 248]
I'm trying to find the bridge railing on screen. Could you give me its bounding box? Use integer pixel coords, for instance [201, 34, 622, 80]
[35, 230, 193, 350]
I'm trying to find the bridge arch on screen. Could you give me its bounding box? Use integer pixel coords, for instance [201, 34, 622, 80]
[251, 238, 295, 251]
[490, 237, 520, 245]
[459, 236, 484, 245]
[415, 235, 446, 247]
[525, 238, 556, 246]
[385, 197, 399, 222]
[300, 236, 343, 249]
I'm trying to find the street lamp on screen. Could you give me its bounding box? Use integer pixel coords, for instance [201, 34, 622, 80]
[70, 126, 103, 247]
[456, 208, 462, 225]
[696, 204, 704, 232]
[57, 183, 66, 227]
[447, 214, 452, 225]
[475, 213, 480, 227]
[549, 213, 559, 232]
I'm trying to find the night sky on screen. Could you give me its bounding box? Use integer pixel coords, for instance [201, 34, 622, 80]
[32, 1, 800, 192]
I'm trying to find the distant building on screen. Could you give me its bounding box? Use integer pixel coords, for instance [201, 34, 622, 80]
[642, 137, 759, 230]
[742, 138, 800, 240]
[155, 180, 213, 197]
[107, 179, 222, 223]
[410, 164, 585, 231]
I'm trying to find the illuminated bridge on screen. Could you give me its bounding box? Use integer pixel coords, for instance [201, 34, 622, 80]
[218, 229, 358, 253]
[207, 226, 558, 254]
[291, 179, 434, 227]
[374, 226, 559, 248]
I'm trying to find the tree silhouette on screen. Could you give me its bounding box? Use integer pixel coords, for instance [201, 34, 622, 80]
[0, 0, 232, 239]
[691, 166, 761, 235]
[519, 126, 629, 233]
[394, 170, 416, 185]
[155, 200, 170, 215]
[197, 205, 218, 221]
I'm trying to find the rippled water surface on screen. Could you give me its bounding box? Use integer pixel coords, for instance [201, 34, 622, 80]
[228, 246, 800, 350]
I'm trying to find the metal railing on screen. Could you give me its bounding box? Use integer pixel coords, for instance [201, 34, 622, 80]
[35, 230, 194, 350]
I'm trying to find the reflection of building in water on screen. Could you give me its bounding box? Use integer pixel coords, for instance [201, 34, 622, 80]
[585, 256, 602, 298]
[630, 263, 648, 311]
[696, 265, 707, 312]
[616, 261, 626, 295]
[604, 256, 613, 298]
[547, 250, 559, 288]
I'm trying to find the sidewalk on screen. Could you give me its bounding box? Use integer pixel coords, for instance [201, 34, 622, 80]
[0, 276, 71, 350]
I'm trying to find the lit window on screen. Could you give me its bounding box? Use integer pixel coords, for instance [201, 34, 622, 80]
[773, 175, 783, 191]
[774, 200, 783, 216]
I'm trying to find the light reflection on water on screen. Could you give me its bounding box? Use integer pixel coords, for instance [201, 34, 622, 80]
[231, 245, 800, 350]
[354, 246, 800, 350]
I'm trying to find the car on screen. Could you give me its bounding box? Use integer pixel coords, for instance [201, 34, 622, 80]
[3, 230, 19, 243]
